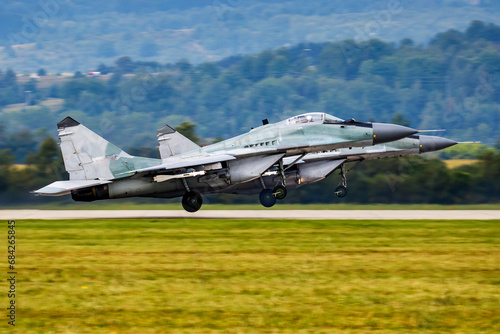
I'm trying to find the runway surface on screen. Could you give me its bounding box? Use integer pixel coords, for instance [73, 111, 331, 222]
[1, 210, 500, 220]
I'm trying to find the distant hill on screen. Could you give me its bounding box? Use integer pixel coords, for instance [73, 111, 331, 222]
[1, 20, 499, 151]
[1, 1, 500, 72]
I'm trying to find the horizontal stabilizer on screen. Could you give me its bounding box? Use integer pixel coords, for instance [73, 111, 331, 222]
[33, 180, 112, 196]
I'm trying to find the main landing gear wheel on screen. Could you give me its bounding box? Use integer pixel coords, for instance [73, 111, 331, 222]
[335, 185, 348, 198]
[259, 189, 277, 208]
[182, 191, 203, 212]
[273, 185, 287, 200]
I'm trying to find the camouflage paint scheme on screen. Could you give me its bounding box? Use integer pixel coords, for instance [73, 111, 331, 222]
[34, 113, 455, 210]
[57, 117, 160, 181]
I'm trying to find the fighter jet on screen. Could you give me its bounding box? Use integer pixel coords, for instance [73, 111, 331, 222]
[34, 113, 421, 212]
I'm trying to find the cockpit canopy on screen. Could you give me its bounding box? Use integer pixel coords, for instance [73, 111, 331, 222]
[285, 113, 344, 125]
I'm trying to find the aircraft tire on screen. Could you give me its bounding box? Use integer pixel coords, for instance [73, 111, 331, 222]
[259, 189, 277, 208]
[182, 191, 203, 212]
[273, 185, 287, 200]
[335, 185, 348, 198]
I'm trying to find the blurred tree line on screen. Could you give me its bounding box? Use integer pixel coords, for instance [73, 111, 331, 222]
[0, 132, 499, 205]
[0, 136, 63, 204]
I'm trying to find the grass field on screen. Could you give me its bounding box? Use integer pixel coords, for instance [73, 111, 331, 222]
[2, 97, 64, 113]
[442, 159, 478, 169]
[4, 219, 500, 333]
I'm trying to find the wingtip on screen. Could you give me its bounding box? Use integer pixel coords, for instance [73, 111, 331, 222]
[57, 116, 80, 129]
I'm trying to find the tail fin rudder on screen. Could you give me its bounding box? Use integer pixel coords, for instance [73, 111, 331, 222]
[58, 117, 132, 180]
[157, 124, 200, 159]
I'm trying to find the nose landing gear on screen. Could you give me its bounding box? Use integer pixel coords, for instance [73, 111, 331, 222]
[273, 185, 287, 200]
[335, 185, 348, 198]
[335, 164, 348, 198]
[273, 159, 288, 200]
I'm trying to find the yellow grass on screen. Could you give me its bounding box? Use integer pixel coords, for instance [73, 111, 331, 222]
[11, 164, 31, 171]
[18, 75, 69, 89]
[40, 98, 65, 112]
[443, 159, 478, 169]
[3, 98, 64, 113]
[2, 219, 499, 333]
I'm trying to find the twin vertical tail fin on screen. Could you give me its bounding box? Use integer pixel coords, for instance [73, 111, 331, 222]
[57, 117, 132, 180]
[57, 117, 199, 180]
[157, 124, 200, 159]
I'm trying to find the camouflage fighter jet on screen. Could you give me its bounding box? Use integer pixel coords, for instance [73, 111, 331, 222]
[34, 113, 419, 212]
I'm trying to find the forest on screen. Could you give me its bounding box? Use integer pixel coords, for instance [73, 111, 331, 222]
[1, 135, 499, 206]
[0, 20, 499, 205]
[2, 0, 500, 72]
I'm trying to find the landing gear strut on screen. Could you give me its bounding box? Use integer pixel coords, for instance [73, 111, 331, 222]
[180, 177, 203, 212]
[334, 161, 363, 198]
[335, 164, 348, 198]
[259, 156, 299, 206]
[182, 191, 203, 212]
[273, 159, 288, 200]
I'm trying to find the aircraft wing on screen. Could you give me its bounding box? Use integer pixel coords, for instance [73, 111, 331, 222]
[126, 145, 311, 177]
[117, 150, 289, 186]
[33, 180, 112, 196]
[119, 154, 237, 176]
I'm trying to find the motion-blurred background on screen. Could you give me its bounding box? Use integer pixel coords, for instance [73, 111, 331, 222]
[0, 0, 499, 205]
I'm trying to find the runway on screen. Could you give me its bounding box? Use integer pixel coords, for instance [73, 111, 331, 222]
[1, 210, 500, 220]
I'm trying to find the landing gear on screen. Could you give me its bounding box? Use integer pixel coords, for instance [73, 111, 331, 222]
[259, 157, 293, 207]
[182, 191, 203, 212]
[273, 185, 287, 200]
[260, 185, 286, 208]
[272, 159, 288, 200]
[335, 164, 348, 198]
[259, 189, 277, 207]
[335, 185, 347, 198]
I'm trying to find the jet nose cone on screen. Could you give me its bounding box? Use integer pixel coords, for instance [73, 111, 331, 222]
[419, 135, 458, 153]
[372, 123, 418, 145]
